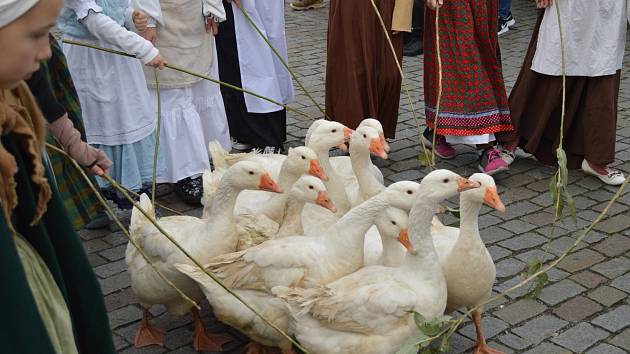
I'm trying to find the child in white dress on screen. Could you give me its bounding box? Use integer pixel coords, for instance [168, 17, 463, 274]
[58, 0, 166, 209]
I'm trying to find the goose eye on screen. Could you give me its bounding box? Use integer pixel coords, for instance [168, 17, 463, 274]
[443, 178, 449, 183]
[332, 129, 337, 133]
[249, 171, 255, 175]
[301, 156, 306, 160]
[406, 190, 413, 195]
[362, 134, 367, 138]
[308, 185, 314, 189]
[391, 221, 397, 226]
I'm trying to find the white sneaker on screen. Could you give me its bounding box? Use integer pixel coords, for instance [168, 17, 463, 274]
[581, 160, 626, 186]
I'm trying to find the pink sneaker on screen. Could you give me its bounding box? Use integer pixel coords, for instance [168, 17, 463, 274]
[479, 147, 509, 175]
[422, 128, 456, 159]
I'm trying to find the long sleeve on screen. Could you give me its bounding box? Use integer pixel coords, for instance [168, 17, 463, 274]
[392, 0, 414, 32]
[26, 66, 66, 124]
[131, 0, 164, 26]
[203, 0, 226, 22]
[81, 11, 158, 64]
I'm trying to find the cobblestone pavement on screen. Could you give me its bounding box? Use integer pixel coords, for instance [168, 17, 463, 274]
[78, 1, 630, 353]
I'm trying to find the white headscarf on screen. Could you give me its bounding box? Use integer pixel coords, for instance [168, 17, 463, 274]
[0, 0, 40, 28]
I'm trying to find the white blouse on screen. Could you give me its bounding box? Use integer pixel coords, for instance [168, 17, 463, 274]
[531, 0, 627, 77]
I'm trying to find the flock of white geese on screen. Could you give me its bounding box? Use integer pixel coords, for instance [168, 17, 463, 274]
[125, 118, 507, 354]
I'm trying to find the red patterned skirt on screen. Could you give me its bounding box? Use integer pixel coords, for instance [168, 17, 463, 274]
[423, 0, 513, 137]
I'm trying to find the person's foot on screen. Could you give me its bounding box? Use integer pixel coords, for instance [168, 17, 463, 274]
[290, 0, 324, 11]
[498, 12, 515, 36]
[403, 38, 423, 57]
[422, 127, 456, 159]
[102, 188, 133, 210]
[231, 137, 252, 152]
[498, 144, 532, 166]
[174, 176, 203, 205]
[85, 210, 110, 229]
[478, 147, 509, 175]
[581, 160, 626, 186]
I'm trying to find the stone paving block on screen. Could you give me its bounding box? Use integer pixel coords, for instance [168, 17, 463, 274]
[99, 271, 131, 296]
[586, 343, 628, 354]
[588, 286, 628, 307]
[388, 169, 422, 182]
[593, 235, 630, 257]
[495, 258, 526, 278]
[548, 236, 589, 256]
[551, 323, 609, 353]
[119, 345, 167, 354]
[498, 333, 533, 351]
[499, 233, 548, 251]
[610, 328, 630, 351]
[512, 315, 568, 345]
[165, 346, 197, 354]
[514, 249, 555, 264]
[109, 305, 143, 330]
[83, 238, 111, 254]
[487, 245, 512, 262]
[480, 226, 516, 244]
[591, 257, 630, 279]
[569, 271, 607, 289]
[478, 214, 503, 229]
[556, 249, 606, 272]
[521, 342, 572, 354]
[99, 244, 128, 262]
[553, 296, 603, 322]
[591, 305, 630, 332]
[494, 299, 547, 325]
[459, 316, 508, 342]
[539, 279, 586, 306]
[113, 333, 131, 352]
[594, 214, 630, 234]
[497, 201, 541, 221]
[487, 341, 515, 354]
[94, 259, 128, 279]
[611, 272, 630, 293]
[87, 253, 108, 267]
[499, 219, 537, 234]
[164, 327, 194, 350]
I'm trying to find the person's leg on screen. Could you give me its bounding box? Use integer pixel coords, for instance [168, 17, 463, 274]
[403, 0, 424, 56]
[499, 0, 512, 20]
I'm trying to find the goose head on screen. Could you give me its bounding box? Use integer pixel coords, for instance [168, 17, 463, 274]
[380, 181, 421, 211]
[351, 126, 388, 159]
[418, 169, 481, 203]
[374, 207, 412, 255]
[462, 173, 506, 212]
[359, 118, 390, 153]
[289, 175, 337, 212]
[223, 161, 283, 193]
[285, 146, 328, 181]
[306, 120, 353, 152]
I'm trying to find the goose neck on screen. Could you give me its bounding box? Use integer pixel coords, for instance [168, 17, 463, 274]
[276, 199, 306, 236]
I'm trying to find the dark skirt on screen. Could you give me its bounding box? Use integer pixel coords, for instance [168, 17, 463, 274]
[215, 1, 287, 149]
[325, 0, 403, 138]
[497, 13, 620, 169]
[44, 35, 102, 230]
[423, 0, 512, 137]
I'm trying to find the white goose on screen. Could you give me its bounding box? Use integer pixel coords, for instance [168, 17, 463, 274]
[363, 207, 408, 267]
[125, 161, 282, 351]
[205, 180, 421, 292]
[176, 181, 420, 353]
[273, 170, 480, 354]
[431, 173, 506, 354]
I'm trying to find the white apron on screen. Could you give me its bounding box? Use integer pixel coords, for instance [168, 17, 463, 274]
[532, 0, 627, 77]
[232, 0, 294, 113]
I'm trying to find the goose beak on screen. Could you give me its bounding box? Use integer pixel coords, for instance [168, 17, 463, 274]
[316, 191, 337, 213]
[259, 173, 283, 193]
[397, 229, 416, 255]
[309, 159, 329, 181]
[380, 133, 391, 153]
[457, 177, 481, 192]
[483, 187, 506, 212]
[369, 138, 388, 159]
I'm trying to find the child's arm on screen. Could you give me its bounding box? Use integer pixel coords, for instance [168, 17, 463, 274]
[81, 11, 165, 67]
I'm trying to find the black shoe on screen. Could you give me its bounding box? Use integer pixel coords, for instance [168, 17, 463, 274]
[85, 210, 110, 229]
[498, 19, 509, 35]
[403, 39, 424, 57]
[175, 177, 203, 205]
[102, 188, 133, 210]
[504, 12, 516, 27]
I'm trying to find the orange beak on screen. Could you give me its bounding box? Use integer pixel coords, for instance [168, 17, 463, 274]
[369, 138, 388, 159]
[457, 177, 481, 192]
[316, 191, 337, 212]
[258, 173, 283, 193]
[397, 229, 416, 255]
[380, 133, 391, 153]
[309, 159, 328, 181]
[343, 127, 354, 142]
[483, 187, 506, 212]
